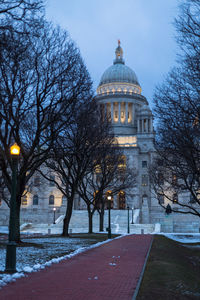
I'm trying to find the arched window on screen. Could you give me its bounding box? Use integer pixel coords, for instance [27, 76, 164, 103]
[142, 194, 148, 204]
[21, 195, 27, 205]
[118, 191, 126, 209]
[33, 195, 39, 205]
[49, 195, 54, 205]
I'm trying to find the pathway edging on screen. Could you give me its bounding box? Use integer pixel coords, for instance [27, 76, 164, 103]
[132, 235, 154, 300]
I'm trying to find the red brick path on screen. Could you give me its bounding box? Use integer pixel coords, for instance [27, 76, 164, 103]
[0, 235, 153, 300]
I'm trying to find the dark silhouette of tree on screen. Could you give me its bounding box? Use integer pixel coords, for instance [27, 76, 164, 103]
[151, 0, 200, 216]
[0, 17, 93, 241]
[77, 138, 136, 233]
[39, 100, 115, 237]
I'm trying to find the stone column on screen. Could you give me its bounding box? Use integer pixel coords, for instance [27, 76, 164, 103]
[111, 102, 114, 123]
[142, 119, 144, 133]
[137, 119, 140, 133]
[125, 102, 128, 124]
[118, 102, 121, 123]
[104, 103, 107, 120]
[131, 104, 134, 124]
[150, 118, 153, 132]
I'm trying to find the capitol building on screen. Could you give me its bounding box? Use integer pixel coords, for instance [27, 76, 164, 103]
[1, 42, 200, 233]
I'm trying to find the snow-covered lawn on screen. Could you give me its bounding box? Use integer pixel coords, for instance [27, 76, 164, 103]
[163, 233, 200, 244]
[0, 235, 111, 288]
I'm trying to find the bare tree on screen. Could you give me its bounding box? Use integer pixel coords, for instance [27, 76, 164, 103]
[77, 140, 136, 233]
[0, 19, 92, 241]
[39, 100, 115, 237]
[151, 0, 200, 216]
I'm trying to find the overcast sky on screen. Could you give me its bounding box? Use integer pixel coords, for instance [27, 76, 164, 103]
[46, 0, 180, 107]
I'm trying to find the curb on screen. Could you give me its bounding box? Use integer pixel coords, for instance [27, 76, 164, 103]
[132, 235, 154, 300]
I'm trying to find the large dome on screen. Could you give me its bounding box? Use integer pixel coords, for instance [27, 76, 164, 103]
[98, 41, 140, 87]
[99, 63, 139, 86]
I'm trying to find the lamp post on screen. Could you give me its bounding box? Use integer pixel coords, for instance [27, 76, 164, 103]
[53, 207, 56, 224]
[127, 206, 130, 234]
[131, 207, 134, 224]
[5, 143, 20, 273]
[107, 195, 112, 239]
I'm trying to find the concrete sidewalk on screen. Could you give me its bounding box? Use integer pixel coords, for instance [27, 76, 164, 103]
[0, 235, 153, 300]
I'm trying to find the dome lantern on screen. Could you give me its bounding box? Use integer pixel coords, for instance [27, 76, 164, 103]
[114, 40, 124, 65]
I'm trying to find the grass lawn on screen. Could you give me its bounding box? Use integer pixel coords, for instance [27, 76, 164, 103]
[0, 233, 119, 274]
[137, 235, 200, 300]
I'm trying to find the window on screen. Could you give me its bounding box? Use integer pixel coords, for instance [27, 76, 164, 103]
[21, 195, 27, 205]
[118, 155, 126, 172]
[141, 174, 148, 186]
[172, 174, 177, 185]
[34, 176, 40, 187]
[142, 161, 147, 168]
[158, 194, 164, 204]
[158, 172, 164, 185]
[118, 191, 126, 209]
[189, 194, 196, 203]
[49, 195, 54, 205]
[173, 193, 178, 203]
[115, 111, 118, 118]
[33, 195, 39, 205]
[121, 111, 124, 118]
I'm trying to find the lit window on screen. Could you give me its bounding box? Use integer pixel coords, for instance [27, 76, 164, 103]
[115, 111, 118, 118]
[33, 195, 39, 205]
[142, 174, 148, 186]
[118, 155, 126, 172]
[172, 174, 177, 185]
[21, 195, 28, 205]
[173, 193, 178, 203]
[49, 195, 54, 205]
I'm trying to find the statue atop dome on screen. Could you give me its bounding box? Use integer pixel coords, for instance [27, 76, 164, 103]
[114, 40, 124, 65]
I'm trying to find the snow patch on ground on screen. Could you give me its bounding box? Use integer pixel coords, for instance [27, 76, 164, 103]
[162, 233, 200, 243]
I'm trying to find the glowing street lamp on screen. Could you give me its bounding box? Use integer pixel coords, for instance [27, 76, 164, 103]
[53, 207, 56, 224]
[5, 143, 20, 273]
[107, 195, 112, 239]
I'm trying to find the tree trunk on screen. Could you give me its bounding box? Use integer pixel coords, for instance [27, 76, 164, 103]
[62, 196, 74, 237]
[99, 210, 104, 232]
[88, 208, 93, 234]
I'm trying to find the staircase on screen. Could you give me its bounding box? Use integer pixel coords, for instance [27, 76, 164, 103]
[20, 209, 157, 235]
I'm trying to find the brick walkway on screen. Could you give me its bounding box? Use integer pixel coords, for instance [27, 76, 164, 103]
[0, 235, 153, 300]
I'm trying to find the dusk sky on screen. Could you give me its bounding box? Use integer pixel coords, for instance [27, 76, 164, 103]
[46, 0, 180, 107]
